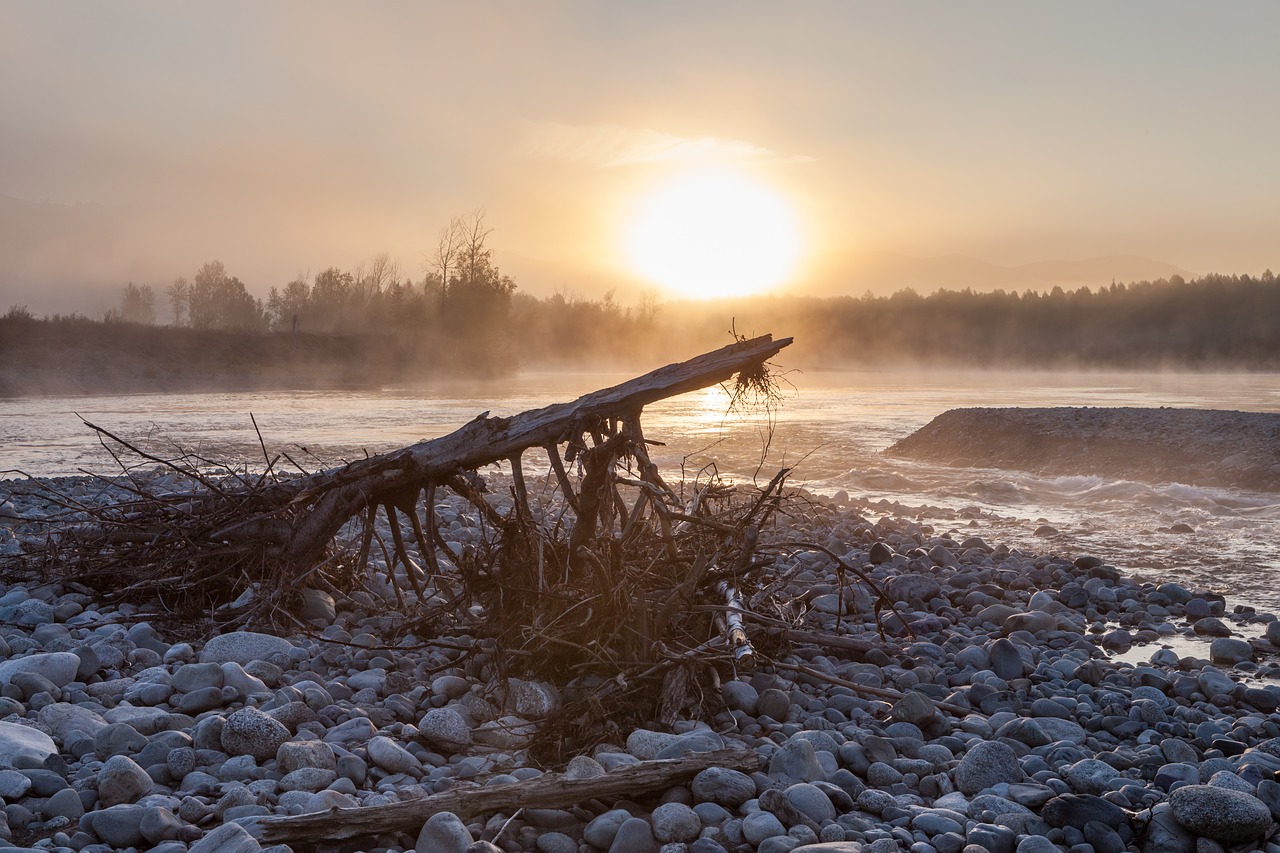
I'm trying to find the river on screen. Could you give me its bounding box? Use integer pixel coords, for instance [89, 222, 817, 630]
[4, 368, 1280, 612]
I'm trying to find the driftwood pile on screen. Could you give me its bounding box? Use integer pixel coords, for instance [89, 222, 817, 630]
[9, 334, 897, 762]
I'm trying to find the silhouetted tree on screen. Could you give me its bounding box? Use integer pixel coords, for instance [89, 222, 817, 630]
[189, 261, 265, 331]
[108, 283, 156, 325]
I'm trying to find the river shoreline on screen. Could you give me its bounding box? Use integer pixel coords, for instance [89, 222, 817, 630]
[3, 473, 1280, 853]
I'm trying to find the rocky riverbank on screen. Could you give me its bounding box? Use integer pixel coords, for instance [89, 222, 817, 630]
[887, 408, 1280, 492]
[3, 476, 1280, 853]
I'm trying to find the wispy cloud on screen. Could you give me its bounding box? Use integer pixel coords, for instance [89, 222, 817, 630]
[522, 122, 813, 167]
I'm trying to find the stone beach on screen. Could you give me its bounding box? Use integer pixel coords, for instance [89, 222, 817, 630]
[4, 474, 1280, 853]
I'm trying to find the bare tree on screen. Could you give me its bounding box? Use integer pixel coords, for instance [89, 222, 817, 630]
[457, 208, 495, 285]
[114, 283, 157, 325]
[426, 216, 464, 293]
[166, 277, 190, 327]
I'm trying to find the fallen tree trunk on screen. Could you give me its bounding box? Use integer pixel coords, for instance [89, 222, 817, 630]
[42, 334, 791, 619]
[258, 748, 760, 845]
[273, 333, 792, 568]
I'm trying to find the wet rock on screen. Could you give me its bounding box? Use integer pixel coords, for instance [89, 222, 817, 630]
[1208, 637, 1253, 665]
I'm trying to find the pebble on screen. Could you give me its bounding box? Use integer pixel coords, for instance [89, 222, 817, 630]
[7, 475, 1280, 853]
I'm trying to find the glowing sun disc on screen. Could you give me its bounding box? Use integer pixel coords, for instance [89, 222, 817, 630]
[624, 169, 801, 298]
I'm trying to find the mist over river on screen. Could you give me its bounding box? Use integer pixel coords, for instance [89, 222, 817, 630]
[5, 369, 1280, 612]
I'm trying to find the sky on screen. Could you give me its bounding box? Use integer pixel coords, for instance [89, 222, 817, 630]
[2, 2, 1279, 315]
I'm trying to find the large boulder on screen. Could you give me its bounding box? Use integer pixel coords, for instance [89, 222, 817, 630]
[955, 740, 1019, 794]
[0, 652, 81, 687]
[1168, 784, 1272, 845]
[199, 631, 295, 665]
[0, 721, 57, 767]
[220, 707, 290, 760]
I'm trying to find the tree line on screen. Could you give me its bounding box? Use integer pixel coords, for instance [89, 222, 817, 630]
[12, 225, 1280, 375]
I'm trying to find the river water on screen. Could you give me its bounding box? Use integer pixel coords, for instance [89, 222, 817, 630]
[4, 369, 1280, 612]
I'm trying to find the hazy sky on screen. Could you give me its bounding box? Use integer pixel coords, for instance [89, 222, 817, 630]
[3, 2, 1278, 314]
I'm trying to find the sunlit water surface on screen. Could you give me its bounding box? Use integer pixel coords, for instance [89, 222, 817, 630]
[4, 369, 1280, 615]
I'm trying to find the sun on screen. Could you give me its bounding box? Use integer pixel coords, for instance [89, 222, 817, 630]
[624, 168, 801, 299]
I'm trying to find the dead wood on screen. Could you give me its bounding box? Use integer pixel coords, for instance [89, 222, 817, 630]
[257, 748, 759, 845]
[7, 332, 919, 758]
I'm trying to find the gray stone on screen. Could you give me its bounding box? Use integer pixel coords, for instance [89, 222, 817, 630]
[1168, 784, 1272, 845]
[535, 832, 578, 853]
[368, 735, 422, 774]
[742, 810, 787, 845]
[44, 786, 85, 821]
[1209, 637, 1254, 665]
[199, 631, 295, 665]
[1063, 758, 1122, 795]
[564, 755, 605, 780]
[172, 661, 225, 694]
[188, 820, 262, 853]
[609, 817, 658, 853]
[692, 766, 756, 807]
[94, 722, 148, 760]
[1143, 802, 1196, 853]
[178, 686, 227, 714]
[280, 767, 337, 792]
[887, 573, 942, 602]
[757, 688, 792, 721]
[1036, 717, 1087, 745]
[0, 652, 80, 687]
[0, 721, 57, 767]
[1041, 794, 1127, 829]
[98, 754, 154, 806]
[652, 802, 701, 843]
[140, 808, 186, 845]
[83, 804, 149, 848]
[723, 680, 759, 714]
[913, 811, 964, 836]
[987, 639, 1024, 680]
[584, 808, 633, 849]
[0, 768, 32, 799]
[37, 702, 107, 741]
[784, 782, 837, 823]
[955, 740, 1019, 794]
[419, 707, 472, 750]
[221, 707, 290, 760]
[298, 588, 336, 624]
[1015, 837, 1058, 853]
[626, 728, 680, 759]
[277, 740, 335, 774]
[769, 737, 827, 783]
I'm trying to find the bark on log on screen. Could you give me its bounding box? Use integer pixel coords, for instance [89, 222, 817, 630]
[257, 748, 760, 844]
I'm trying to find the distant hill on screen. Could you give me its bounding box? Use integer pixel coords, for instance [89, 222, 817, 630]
[800, 250, 1193, 298]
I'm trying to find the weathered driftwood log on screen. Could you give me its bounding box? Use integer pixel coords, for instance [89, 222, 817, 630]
[261, 333, 791, 571]
[257, 748, 760, 844]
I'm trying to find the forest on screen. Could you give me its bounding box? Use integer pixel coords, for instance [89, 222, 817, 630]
[3, 227, 1279, 396]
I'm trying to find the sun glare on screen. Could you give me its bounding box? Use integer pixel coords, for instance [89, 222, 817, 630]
[624, 168, 801, 299]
